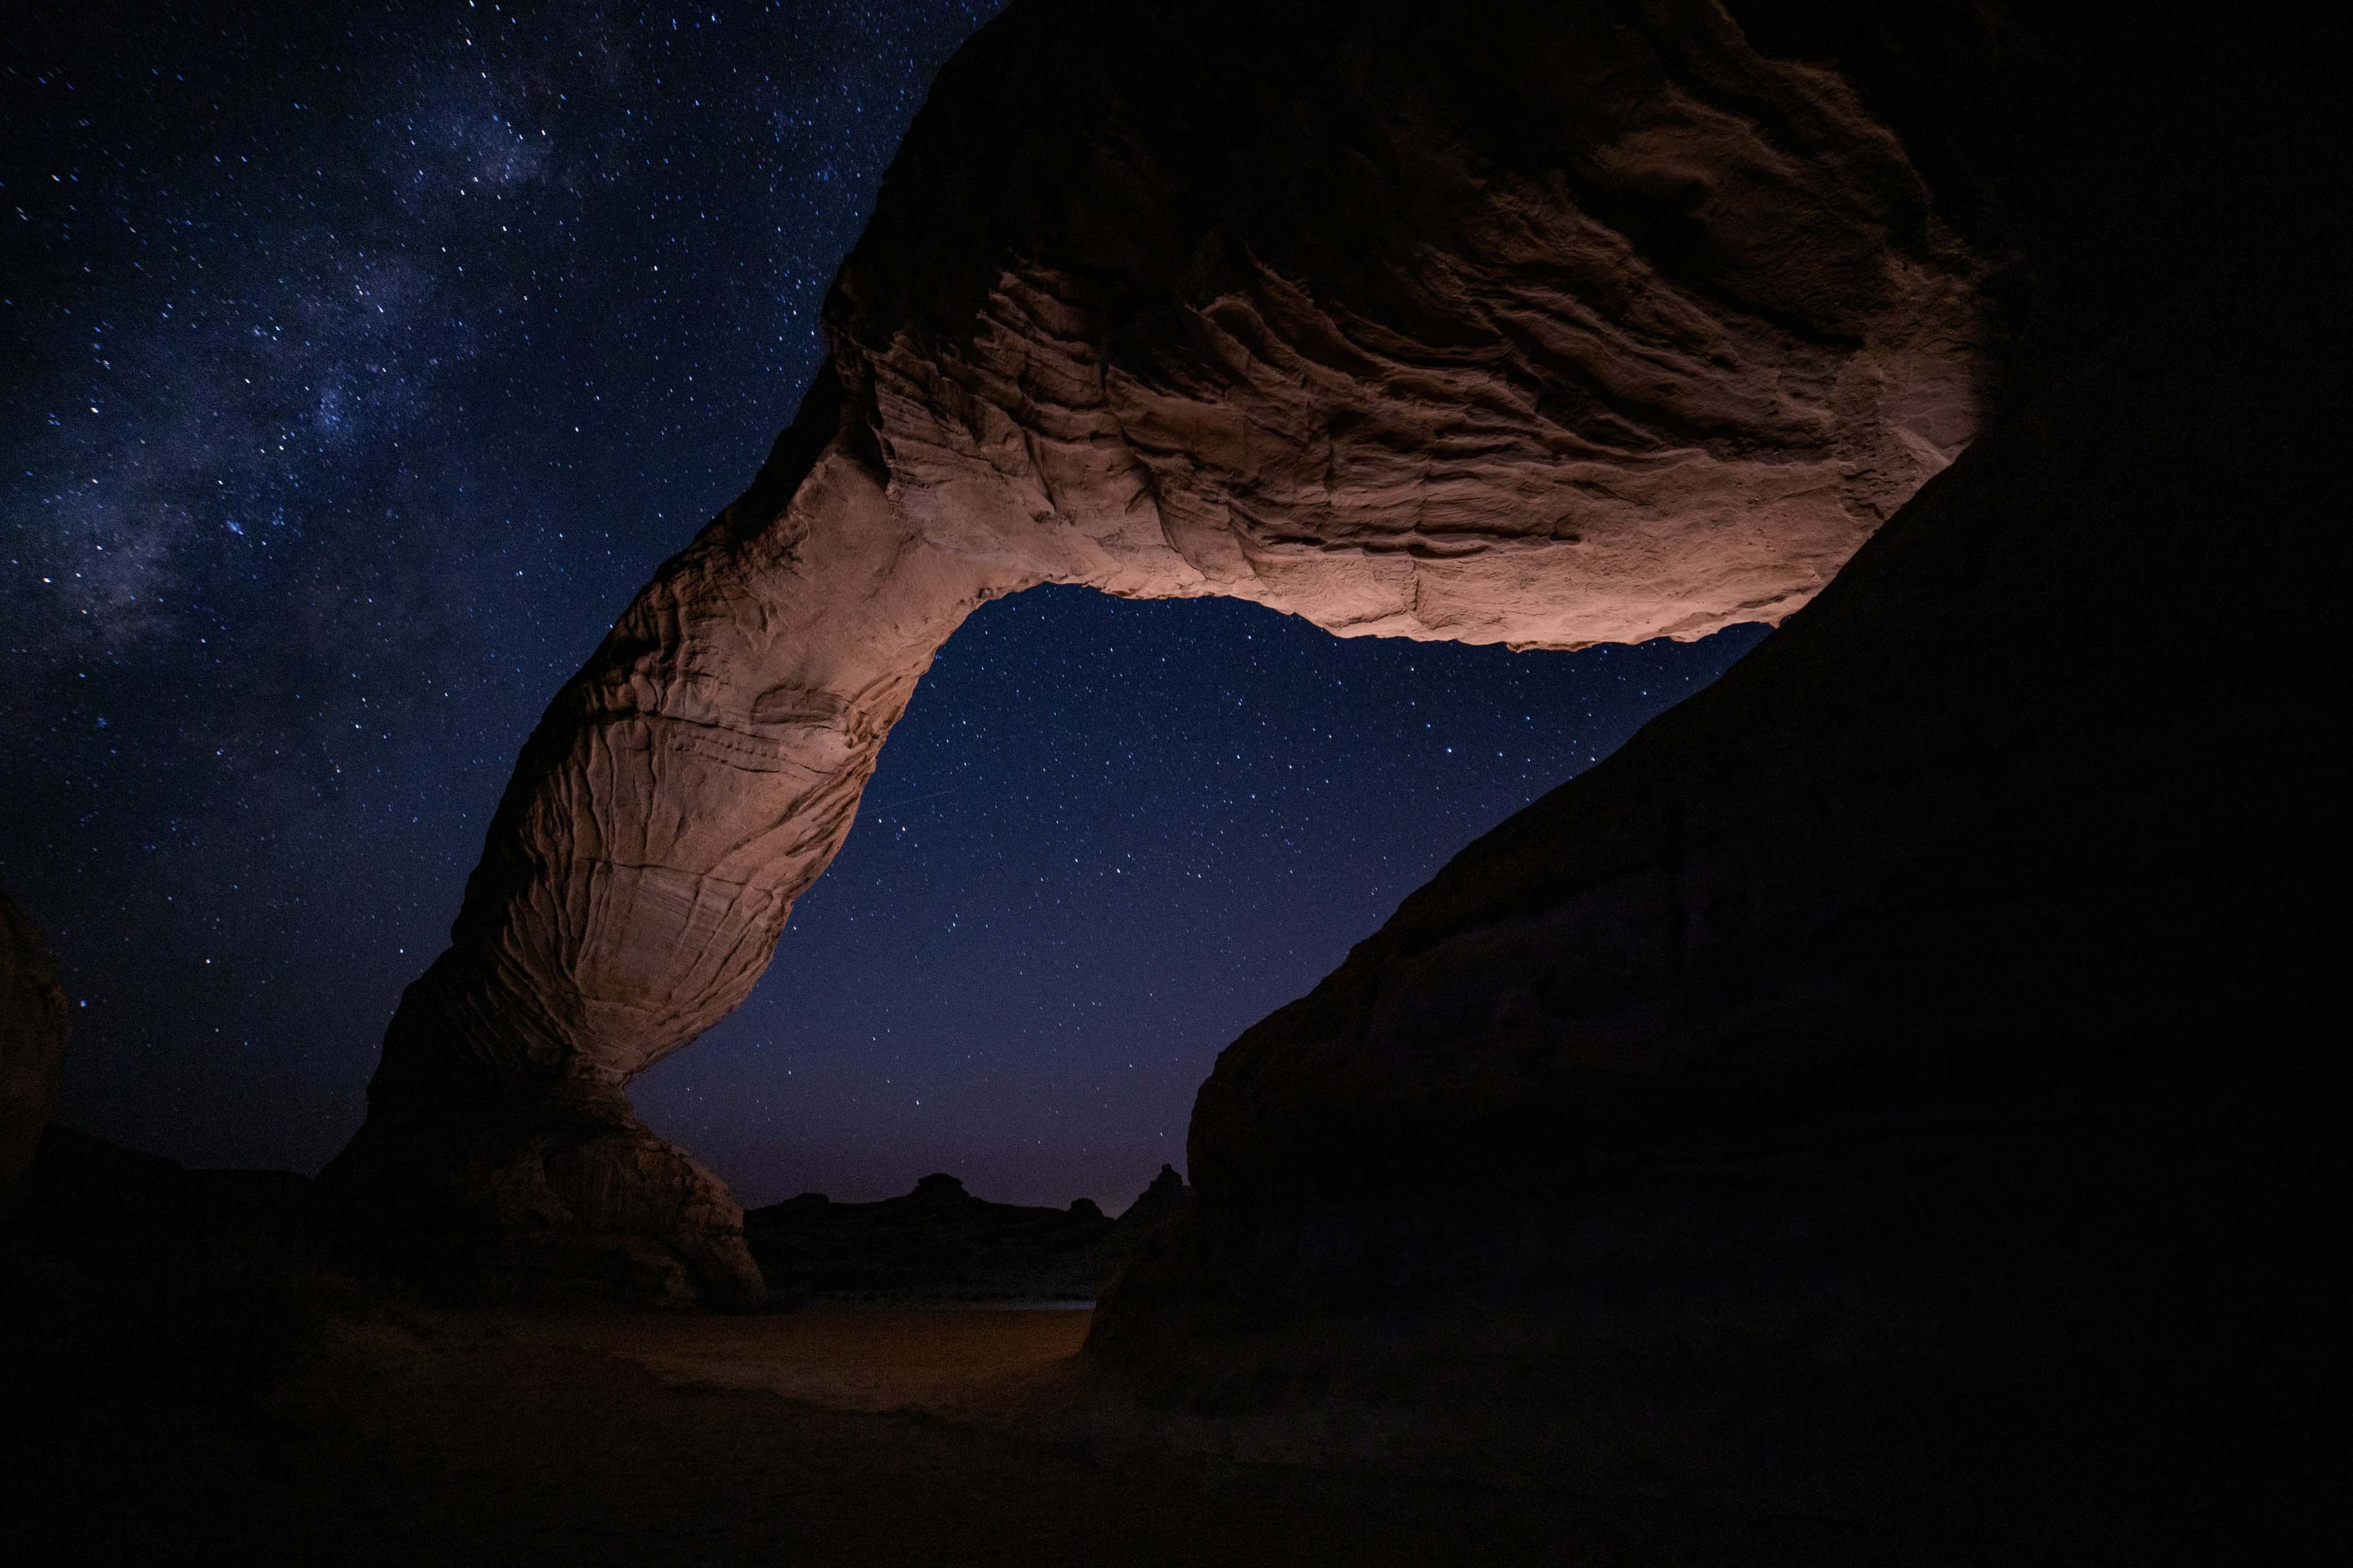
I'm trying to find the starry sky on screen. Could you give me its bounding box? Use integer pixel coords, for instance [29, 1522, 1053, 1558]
[4, 1, 1767, 1211]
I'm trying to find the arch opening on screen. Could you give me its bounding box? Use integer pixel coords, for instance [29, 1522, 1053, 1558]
[318, 0, 1996, 1305]
[629, 584, 1770, 1214]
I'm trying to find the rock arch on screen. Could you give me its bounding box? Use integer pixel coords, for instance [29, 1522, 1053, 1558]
[323, 0, 1991, 1305]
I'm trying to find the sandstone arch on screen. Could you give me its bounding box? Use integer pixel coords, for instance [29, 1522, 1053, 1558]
[324, 0, 1993, 1304]
[310, 0, 2346, 1547]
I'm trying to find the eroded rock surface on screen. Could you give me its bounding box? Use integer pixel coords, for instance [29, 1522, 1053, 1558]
[327, 0, 1993, 1297]
[1143, 0, 2343, 1298]
[1084, 3, 2342, 1547]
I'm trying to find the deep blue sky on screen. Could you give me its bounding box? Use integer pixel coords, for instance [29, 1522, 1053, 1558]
[4, 1, 1765, 1210]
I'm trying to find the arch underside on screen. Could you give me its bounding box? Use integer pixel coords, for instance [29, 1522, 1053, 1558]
[297, 0, 2352, 1546]
[324, 0, 1991, 1305]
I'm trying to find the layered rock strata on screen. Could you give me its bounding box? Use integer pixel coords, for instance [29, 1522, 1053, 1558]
[325, 0, 1992, 1302]
[1085, 2, 2343, 1547]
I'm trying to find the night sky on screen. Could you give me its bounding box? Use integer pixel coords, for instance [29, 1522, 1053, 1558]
[5, 2, 1766, 1211]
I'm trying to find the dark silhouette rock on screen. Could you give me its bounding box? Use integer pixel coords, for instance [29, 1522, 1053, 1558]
[25, 1124, 312, 1247]
[6, 1124, 323, 1406]
[910, 1173, 970, 1203]
[1087, 1164, 1194, 1293]
[325, 0, 1996, 1299]
[1083, 2, 2344, 1551]
[1112, 1164, 1190, 1237]
[742, 1167, 1193, 1303]
[746, 1172, 1109, 1302]
[326, 1078, 763, 1309]
[1, 890, 69, 1212]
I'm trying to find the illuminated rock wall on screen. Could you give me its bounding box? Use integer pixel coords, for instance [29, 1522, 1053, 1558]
[325, 0, 1993, 1305]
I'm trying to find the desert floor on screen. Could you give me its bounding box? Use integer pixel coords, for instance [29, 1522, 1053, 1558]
[10, 1298, 1859, 1566]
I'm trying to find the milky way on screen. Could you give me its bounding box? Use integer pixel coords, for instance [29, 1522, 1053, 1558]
[4, 1, 1765, 1208]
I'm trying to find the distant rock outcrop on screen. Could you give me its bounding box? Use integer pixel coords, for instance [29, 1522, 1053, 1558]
[1, 890, 70, 1213]
[325, 0, 1994, 1309]
[1124, 1, 2343, 1305]
[9, 1123, 320, 1409]
[24, 1124, 313, 1247]
[745, 1167, 1188, 1303]
[1110, 1164, 1189, 1238]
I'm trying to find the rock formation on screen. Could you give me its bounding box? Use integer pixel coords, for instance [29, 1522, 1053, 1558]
[313, 0, 2341, 1542]
[23, 1123, 313, 1249]
[745, 1167, 1185, 1303]
[324, 0, 1995, 1301]
[1079, 2, 2343, 1547]
[1, 890, 70, 1214]
[1139, 1, 2343, 1289]
[1112, 1164, 1191, 1238]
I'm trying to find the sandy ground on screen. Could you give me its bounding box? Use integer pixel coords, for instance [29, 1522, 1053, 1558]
[18, 1300, 1764, 1567]
[540, 1301, 1101, 1414]
[12, 1287, 1941, 1566]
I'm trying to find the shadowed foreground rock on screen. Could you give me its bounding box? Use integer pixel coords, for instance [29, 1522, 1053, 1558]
[1083, 4, 2344, 1554]
[325, 0, 1996, 1302]
[1, 890, 70, 1214]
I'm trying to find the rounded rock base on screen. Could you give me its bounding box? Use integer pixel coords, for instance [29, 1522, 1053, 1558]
[319, 1081, 767, 1311]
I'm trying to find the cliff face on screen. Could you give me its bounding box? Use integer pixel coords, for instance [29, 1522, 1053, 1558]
[1168, 279, 2338, 1292]
[1150, 0, 2344, 1278]
[1083, 4, 2343, 1543]
[324, 0, 1995, 1305]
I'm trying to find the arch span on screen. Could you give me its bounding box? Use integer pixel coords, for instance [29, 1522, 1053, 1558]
[323, 0, 1990, 1304]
